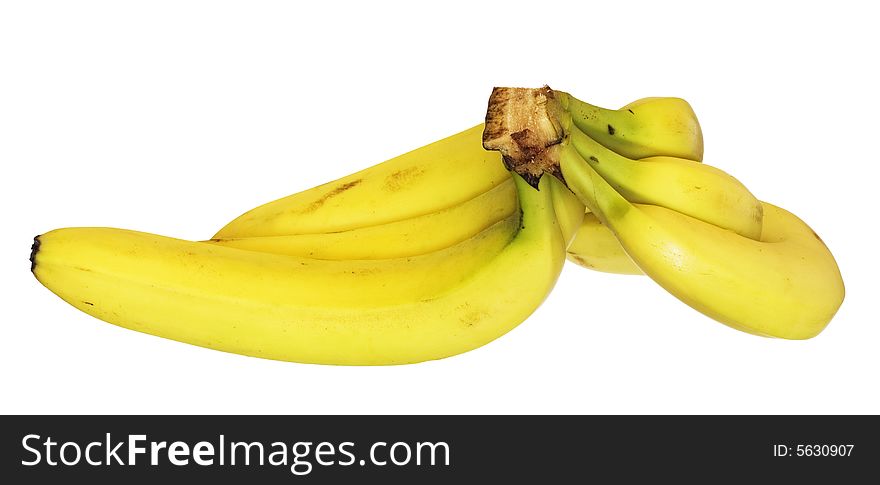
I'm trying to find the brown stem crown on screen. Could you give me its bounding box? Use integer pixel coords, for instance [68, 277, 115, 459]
[481, 86, 567, 188]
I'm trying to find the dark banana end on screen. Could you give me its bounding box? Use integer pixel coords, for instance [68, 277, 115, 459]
[30, 236, 41, 272]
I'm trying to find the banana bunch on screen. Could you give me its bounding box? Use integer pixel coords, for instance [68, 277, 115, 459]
[482, 87, 844, 339]
[208, 95, 703, 274]
[32, 175, 576, 365]
[30, 86, 844, 365]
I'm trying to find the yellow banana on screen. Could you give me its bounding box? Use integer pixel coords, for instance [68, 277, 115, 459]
[569, 126, 763, 239]
[31, 174, 568, 365]
[482, 85, 843, 338]
[210, 177, 517, 259]
[564, 96, 704, 273]
[483, 86, 760, 241]
[560, 94, 703, 161]
[559, 143, 844, 338]
[35, 214, 519, 309]
[566, 213, 641, 275]
[547, 174, 587, 247]
[213, 124, 510, 238]
[563, 95, 705, 272]
[213, 97, 703, 265]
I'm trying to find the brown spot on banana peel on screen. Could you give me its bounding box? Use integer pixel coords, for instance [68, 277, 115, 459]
[569, 254, 595, 268]
[460, 309, 489, 328]
[385, 166, 425, 191]
[607, 124, 616, 135]
[300, 179, 362, 213]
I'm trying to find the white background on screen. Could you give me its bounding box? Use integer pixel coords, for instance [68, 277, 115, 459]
[1, 1, 877, 414]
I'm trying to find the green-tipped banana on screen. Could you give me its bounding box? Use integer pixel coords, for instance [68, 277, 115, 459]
[482, 85, 844, 338]
[216, 95, 702, 241]
[569, 126, 763, 239]
[559, 93, 703, 161]
[482, 86, 761, 240]
[559, 144, 844, 338]
[212, 95, 703, 275]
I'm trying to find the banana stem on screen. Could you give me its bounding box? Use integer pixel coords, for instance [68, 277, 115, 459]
[481, 87, 567, 188]
[480, 85, 617, 203]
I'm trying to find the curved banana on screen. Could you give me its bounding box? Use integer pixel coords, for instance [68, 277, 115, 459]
[211, 173, 588, 264]
[209, 177, 517, 259]
[559, 143, 844, 339]
[215, 96, 703, 242]
[36, 214, 519, 309]
[213, 124, 511, 238]
[569, 125, 763, 240]
[559, 93, 704, 161]
[547, 174, 587, 247]
[566, 213, 641, 275]
[31, 174, 567, 365]
[483, 85, 760, 240]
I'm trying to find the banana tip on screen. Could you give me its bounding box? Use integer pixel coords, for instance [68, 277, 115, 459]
[30, 236, 41, 272]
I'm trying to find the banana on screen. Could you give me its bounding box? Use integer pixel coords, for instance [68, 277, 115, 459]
[35, 214, 520, 309]
[569, 126, 763, 239]
[213, 96, 702, 252]
[547, 174, 587, 247]
[566, 213, 641, 275]
[210, 177, 517, 259]
[483, 86, 760, 240]
[559, 143, 844, 338]
[560, 94, 703, 161]
[482, 85, 843, 338]
[31, 174, 568, 365]
[213, 124, 510, 238]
